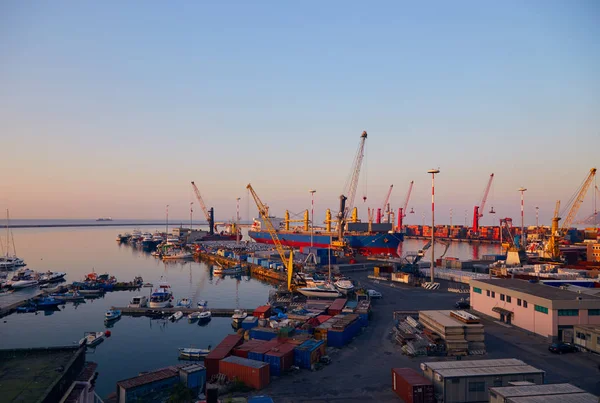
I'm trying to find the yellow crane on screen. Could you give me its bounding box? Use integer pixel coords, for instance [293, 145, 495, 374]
[545, 200, 561, 259]
[246, 184, 295, 291]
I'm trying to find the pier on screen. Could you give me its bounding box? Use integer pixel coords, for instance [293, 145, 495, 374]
[113, 307, 255, 317]
[0, 291, 43, 318]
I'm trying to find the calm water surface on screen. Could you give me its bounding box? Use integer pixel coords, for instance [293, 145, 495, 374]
[0, 226, 500, 398]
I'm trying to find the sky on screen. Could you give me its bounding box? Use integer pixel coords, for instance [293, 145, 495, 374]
[1, 1, 599, 225]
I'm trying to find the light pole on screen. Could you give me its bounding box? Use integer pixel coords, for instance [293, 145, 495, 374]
[518, 188, 527, 249]
[236, 197, 241, 244]
[535, 206, 539, 229]
[450, 208, 453, 227]
[309, 190, 316, 247]
[166, 204, 169, 235]
[428, 169, 440, 283]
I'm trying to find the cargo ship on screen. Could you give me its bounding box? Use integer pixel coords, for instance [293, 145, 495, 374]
[248, 216, 403, 256]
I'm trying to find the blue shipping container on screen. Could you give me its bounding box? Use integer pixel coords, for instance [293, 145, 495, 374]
[242, 316, 259, 330]
[248, 351, 264, 361]
[327, 318, 362, 347]
[248, 396, 275, 403]
[261, 260, 270, 268]
[250, 328, 278, 341]
[358, 312, 369, 327]
[179, 365, 206, 392]
[293, 339, 325, 369]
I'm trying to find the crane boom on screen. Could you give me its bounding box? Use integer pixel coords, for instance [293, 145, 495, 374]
[342, 131, 368, 221]
[479, 173, 494, 215]
[191, 181, 211, 222]
[402, 181, 414, 214]
[246, 184, 294, 291]
[472, 173, 494, 235]
[561, 168, 597, 230]
[381, 184, 393, 223]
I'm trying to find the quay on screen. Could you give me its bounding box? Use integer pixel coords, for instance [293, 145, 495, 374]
[195, 251, 287, 282]
[405, 235, 500, 244]
[6, 222, 211, 229]
[114, 307, 256, 317]
[0, 291, 43, 318]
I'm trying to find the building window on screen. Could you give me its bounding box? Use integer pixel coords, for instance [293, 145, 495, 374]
[486, 290, 490, 297]
[558, 309, 579, 316]
[523, 300, 528, 308]
[589, 309, 600, 316]
[517, 299, 522, 306]
[500, 294, 505, 301]
[576, 332, 586, 340]
[506, 296, 512, 303]
[468, 382, 485, 392]
[473, 287, 482, 294]
[491, 291, 496, 298]
[534, 305, 548, 314]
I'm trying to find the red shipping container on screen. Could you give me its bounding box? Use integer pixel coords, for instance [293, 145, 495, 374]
[219, 356, 270, 390]
[392, 368, 434, 403]
[232, 340, 266, 358]
[327, 299, 347, 316]
[252, 305, 272, 319]
[205, 334, 244, 379]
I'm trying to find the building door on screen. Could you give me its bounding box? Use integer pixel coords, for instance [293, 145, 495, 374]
[500, 313, 505, 322]
[506, 314, 511, 325]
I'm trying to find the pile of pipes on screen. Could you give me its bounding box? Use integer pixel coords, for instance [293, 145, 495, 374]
[393, 312, 446, 357]
[418, 310, 486, 356]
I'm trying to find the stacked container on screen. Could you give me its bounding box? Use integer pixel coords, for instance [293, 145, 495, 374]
[233, 340, 266, 359]
[263, 343, 296, 376]
[204, 334, 244, 379]
[293, 339, 326, 369]
[253, 305, 272, 319]
[248, 339, 281, 361]
[250, 327, 279, 341]
[327, 314, 362, 347]
[219, 356, 270, 390]
[327, 298, 348, 316]
[391, 368, 434, 403]
[356, 300, 370, 327]
[242, 316, 259, 330]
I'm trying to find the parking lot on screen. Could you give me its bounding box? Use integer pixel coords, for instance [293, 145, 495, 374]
[260, 273, 600, 402]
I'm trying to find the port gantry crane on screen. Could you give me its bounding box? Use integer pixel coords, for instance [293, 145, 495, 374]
[246, 184, 295, 291]
[378, 184, 393, 223]
[397, 181, 414, 230]
[335, 131, 368, 246]
[545, 168, 597, 260]
[191, 181, 216, 235]
[472, 173, 495, 237]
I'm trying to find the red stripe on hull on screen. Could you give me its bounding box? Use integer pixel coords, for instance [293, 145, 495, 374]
[251, 238, 399, 256]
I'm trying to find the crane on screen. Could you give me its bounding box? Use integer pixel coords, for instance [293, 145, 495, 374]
[378, 185, 393, 224]
[397, 181, 414, 229]
[560, 168, 596, 231]
[574, 185, 600, 225]
[246, 184, 295, 291]
[472, 173, 494, 236]
[191, 181, 216, 234]
[545, 200, 561, 259]
[338, 131, 368, 237]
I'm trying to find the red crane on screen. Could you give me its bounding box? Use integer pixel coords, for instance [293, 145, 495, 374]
[397, 181, 414, 229]
[472, 173, 494, 236]
[377, 184, 393, 223]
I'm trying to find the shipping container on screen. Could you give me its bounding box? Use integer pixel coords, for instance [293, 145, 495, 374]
[358, 312, 369, 327]
[233, 340, 267, 359]
[316, 314, 332, 324]
[293, 339, 326, 369]
[179, 364, 206, 393]
[250, 327, 279, 341]
[327, 315, 362, 347]
[248, 396, 274, 403]
[263, 343, 296, 376]
[253, 305, 272, 319]
[392, 368, 435, 403]
[205, 334, 244, 379]
[261, 260, 271, 268]
[248, 339, 281, 362]
[219, 356, 270, 390]
[327, 298, 348, 316]
[242, 316, 259, 330]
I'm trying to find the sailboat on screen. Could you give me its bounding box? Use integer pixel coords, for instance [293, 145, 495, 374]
[296, 235, 341, 298]
[0, 210, 26, 269]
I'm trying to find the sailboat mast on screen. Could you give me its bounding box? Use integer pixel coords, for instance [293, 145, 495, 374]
[5, 209, 9, 258]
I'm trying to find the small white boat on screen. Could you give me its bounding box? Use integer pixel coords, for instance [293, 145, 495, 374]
[334, 279, 355, 294]
[297, 283, 341, 298]
[214, 266, 243, 275]
[231, 309, 247, 324]
[10, 280, 39, 289]
[178, 347, 210, 360]
[197, 300, 208, 309]
[188, 311, 202, 322]
[176, 298, 192, 308]
[79, 331, 104, 347]
[162, 250, 192, 260]
[105, 309, 122, 321]
[38, 271, 66, 284]
[198, 311, 212, 323]
[170, 311, 184, 321]
[128, 295, 148, 308]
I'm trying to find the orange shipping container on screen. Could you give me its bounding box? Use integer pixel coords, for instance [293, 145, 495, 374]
[219, 356, 270, 390]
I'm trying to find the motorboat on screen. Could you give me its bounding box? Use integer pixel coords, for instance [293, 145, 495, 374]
[79, 331, 104, 347]
[176, 298, 192, 308]
[169, 311, 184, 321]
[148, 282, 173, 308]
[296, 283, 341, 298]
[214, 266, 243, 275]
[334, 279, 355, 294]
[162, 250, 192, 260]
[141, 233, 154, 248]
[33, 296, 62, 308]
[197, 300, 208, 309]
[198, 311, 212, 323]
[105, 309, 122, 321]
[231, 309, 247, 325]
[116, 234, 123, 242]
[78, 289, 105, 298]
[38, 271, 66, 284]
[17, 304, 37, 313]
[152, 233, 164, 244]
[10, 279, 39, 289]
[0, 256, 26, 268]
[51, 291, 85, 301]
[128, 295, 148, 308]
[178, 347, 210, 360]
[188, 311, 202, 322]
[166, 236, 180, 245]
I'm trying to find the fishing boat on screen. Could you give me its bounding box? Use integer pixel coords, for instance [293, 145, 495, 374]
[213, 266, 243, 275]
[10, 279, 39, 289]
[176, 298, 192, 308]
[105, 309, 121, 321]
[334, 279, 355, 294]
[148, 282, 173, 308]
[198, 311, 212, 323]
[178, 347, 211, 360]
[16, 304, 37, 313]
[188, 311, 202, 322]
[128, 295, 148, 308]
[38, 271, 67, 284]
[231, 309, 247, 325]
[162, 250, 192, 260]
[34, 296, 62, 308]
[169, 311, 184, 321]
[296, 283, 341, 298]
[51, 291, 85, 301]
[79, 331, 104, 347]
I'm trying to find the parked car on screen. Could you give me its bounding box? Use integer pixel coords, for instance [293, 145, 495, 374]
[548, 342, 578, 354]
[455, 300, 470, 309]
[367, 289, 382, 299]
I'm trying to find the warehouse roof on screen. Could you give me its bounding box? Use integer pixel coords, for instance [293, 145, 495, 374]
[117, 368, 178, 390]
[490, 383, 585, 398]
[434, 365, 544, 378]
[472, 279, 600, 301]
[507, 393, 599, 403]
[423, 358, 526, 371]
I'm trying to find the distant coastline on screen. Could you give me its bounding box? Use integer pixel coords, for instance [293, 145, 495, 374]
[0, 219, 251, 229]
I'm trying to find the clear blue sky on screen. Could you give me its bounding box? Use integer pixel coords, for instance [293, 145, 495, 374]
[1, 1, 598, 225]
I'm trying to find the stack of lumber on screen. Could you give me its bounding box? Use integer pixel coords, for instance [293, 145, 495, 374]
[418, 310, 485, 356]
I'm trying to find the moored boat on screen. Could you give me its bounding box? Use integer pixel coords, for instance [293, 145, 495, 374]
[169, 311, 184, 321]
[10, 279, 39, 289]
[51, 290, 85, 301]
[38, 271, 67, 284]
[297, 283, 341, 298]
[34, 296, 62, 308]
[188, 311, 201, 322]
[334, 279, 355, 294]
[198, 311, 212, 323]
[178, 347, 210, 360]
[105, 309, 121, 321]
[162, 250, 192, 260]
[197, 300, 208, 309]
[231, 309, 247, 325]
[148, 282, 173, 308]
[214, 265, 243, 275]
[128, 295, 148, 308]
[79, 331, 104, 347]
[176, 298, 192, 308]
